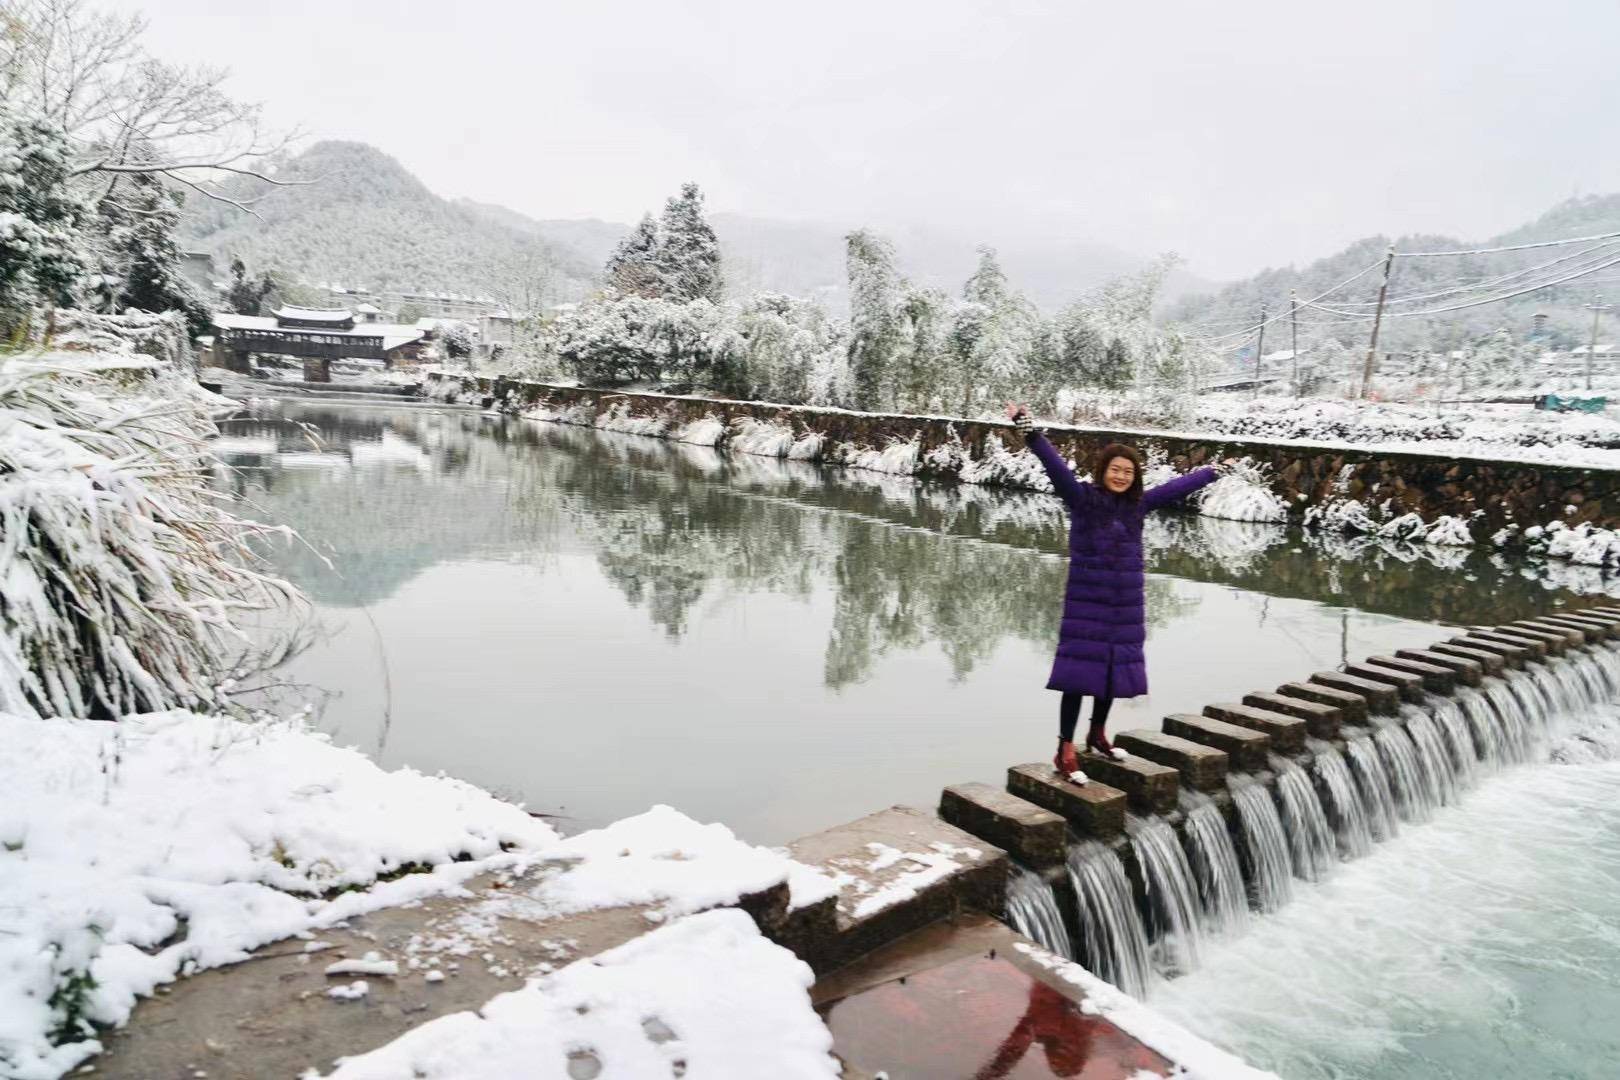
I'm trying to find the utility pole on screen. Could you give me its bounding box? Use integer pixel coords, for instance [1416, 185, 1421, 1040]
[1587, 296, 1611, 391]
[1289, 289, 1300, 398]
[1360, 246, 1396, 399]
[1252, 304, 1266, 400]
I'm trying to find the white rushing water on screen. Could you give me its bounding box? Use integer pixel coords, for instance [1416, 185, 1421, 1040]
[1179, 791, 1248, 936]
[1005, 865, 1072, 962]
[1125, 814, 1206, 976]
[1066, 841, 1152, 999]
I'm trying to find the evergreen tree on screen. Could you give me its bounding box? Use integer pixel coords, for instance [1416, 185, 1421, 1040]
[604, 213, 662, 297]
[227, 256, 274, 316]
[960, 247, 1036, 407]
[653, 183, 723, 303]
[106, 170, 212, 337]
[893, 287, 950, 412]
[0, 112, 87, 330]
[1099, 336, 1133, 390]
[845, 230, 904, 411]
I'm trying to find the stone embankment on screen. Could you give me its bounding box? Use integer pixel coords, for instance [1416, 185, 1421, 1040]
[428, 372, 1620, 532]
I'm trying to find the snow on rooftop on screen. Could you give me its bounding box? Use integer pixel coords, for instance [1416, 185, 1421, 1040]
[273, 306, 354, 322]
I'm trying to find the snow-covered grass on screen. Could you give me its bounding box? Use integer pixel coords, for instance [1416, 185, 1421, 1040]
[0, 352, 301, 719]
[594, 401, 671, 438]
[320, 909, 838, 1080]
[1195, 460, 1289, 524]
[728, 417, 797, 457]
[0, 709, 558, 1079]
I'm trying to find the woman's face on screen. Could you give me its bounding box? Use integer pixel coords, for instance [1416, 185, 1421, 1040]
[1102, 456, 1136, 494]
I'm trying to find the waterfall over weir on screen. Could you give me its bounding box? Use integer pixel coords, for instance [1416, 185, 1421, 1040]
[1046, 640, 1620, 1003]
[1005, 866, 1071, 962]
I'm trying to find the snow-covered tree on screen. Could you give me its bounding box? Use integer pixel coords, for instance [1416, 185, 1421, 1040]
[717, 292, 848, 404]
[958, 246, 1037, 407]
[98, 168, 213, 336]
[226, 256, 273, 316]
[653, 183, 722, 303]
[604, 213, 662, 298]
[846, 230, 904, 410]
[0, 110, 87, 331]
[440, 320, 475, 363]
[892, 287, 951, 412]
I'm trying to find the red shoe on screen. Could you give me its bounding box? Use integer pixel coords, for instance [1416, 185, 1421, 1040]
[1086, 731, 1128, 760]
[1054, 739, 1081, 779]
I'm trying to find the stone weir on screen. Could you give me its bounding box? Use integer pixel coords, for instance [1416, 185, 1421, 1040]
[428, 371, 1620, 532]
[932, 605, 1620, 1006]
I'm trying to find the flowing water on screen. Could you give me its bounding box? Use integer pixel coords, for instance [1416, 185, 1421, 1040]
[1374, 719, 1439, 822]
[1345, 734, 1401, 841]
[1177, 791, 1248, 935]
[1004, 865, 1071, 961]
[1227, 776, 1293, 912]
[1125, 814, 1205, 976]
[1065, 841, 1152, 999]
[1311, 744, 1373, 859]
[1270, 756, 1336, 881]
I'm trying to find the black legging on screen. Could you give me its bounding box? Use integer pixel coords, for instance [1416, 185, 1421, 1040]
[1059, 692, 1114, 743]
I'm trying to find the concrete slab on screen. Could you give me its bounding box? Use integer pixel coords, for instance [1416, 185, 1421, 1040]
[1366, 654, 1455, 695]
[814, 915, 1175, 1079]
[1007, 764, 1127, 840]
[1311, 670, 1400, 715]
[1478, 626, 1560, 657]
[1537, 614, 1619, 641]
[787, 805, 1007, 973]
[1428, 640, 1506, 675]
[96, 868, 787, 1078]
[1449, 634, 1531, 667]
[1395, 648, 1483, 686]
[1065, 753, 1179, 815]
[1202, 702, 1307, 754]
[1278, 680, 1369, 725]
[1243, 691, 1341, 740]
[1163, 713, 1270, 773]
[1343, 662, 1425, 704]
[940, 782, 1067, 869]
[1114, 730, 1229, 792]
[1510, 620, 1584, 647]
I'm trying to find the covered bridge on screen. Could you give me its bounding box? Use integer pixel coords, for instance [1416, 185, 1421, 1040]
[213, 307, 430, 380]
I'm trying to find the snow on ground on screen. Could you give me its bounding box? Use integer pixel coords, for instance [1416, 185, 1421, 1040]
[0, 711, 836, 1080]
[318, 909, 839, 1080]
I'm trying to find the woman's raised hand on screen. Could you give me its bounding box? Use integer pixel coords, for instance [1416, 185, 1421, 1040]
[1003, 402, 1028, 420]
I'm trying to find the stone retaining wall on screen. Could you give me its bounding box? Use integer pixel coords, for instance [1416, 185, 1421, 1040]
[428, 373, 1620, 531]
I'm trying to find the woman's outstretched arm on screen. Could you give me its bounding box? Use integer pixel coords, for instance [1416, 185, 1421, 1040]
[1008, 405, 1089, 511]
[1141, 465, 1219, 512]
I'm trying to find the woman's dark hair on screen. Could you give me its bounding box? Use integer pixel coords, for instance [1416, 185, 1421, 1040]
[1092, 442, 1144, 501]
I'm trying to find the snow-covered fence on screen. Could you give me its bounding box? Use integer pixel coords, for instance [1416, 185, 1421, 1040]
[432, 373, 1620, 535]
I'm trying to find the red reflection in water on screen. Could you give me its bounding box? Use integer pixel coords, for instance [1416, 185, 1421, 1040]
[822, 952, 1172, 1079]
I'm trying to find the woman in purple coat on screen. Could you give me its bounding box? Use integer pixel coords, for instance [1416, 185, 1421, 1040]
[1005, 403, 1224, 782]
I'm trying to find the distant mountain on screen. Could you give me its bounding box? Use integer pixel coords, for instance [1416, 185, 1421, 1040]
[460, 202, 1213, 314]
[1168, 194, 1620, 352]
[179, 142, 598, 306]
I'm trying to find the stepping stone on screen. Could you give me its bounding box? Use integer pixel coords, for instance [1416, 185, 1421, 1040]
[1277, 680, 1369, 725]
[939, 783, 1066, 869]
[1516, 618, 1590, 646]
[1006, 764, 1127, 840]
[1537, 614, 1619, 641]
[1067, 753, 1180, 815]
[1447, 634, 1529, 667]
[789, 806, 1007, 973]
[1486, 624, 1567, 656]
[1343, 662, 1425, 703]
[1114, 730, 1229, 792]
[1471, 627, 1552, 658]
[1202, 702, 1307, 754]
[1366, 654, 1455, 694]
[1244, 690, 1341, 740]
[1428, 641, 1505, 676]
[1396, 648, 1483, 686]
[1309, 670, 1399, 715]
[1163, 713, 1270, 773]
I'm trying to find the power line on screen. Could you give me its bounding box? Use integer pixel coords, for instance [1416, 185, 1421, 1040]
[1394, 228, 1620, 258]
[1306, 249, 1620, 319]
[1321, 239, 1620, 308]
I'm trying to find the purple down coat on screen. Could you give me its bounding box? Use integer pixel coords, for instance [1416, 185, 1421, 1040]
[1026, 431, 1217, 698]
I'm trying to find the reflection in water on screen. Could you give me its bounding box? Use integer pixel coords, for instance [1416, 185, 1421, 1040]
[212, 401, 1566, 842]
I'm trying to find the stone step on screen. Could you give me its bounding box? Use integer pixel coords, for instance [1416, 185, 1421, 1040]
[1310, 670, 1400, 715]
[1537, 613, 1619, 641]
[1163, 713, 1270, 773]
[939, 782, 1066, 869]
[1006, 764, 1127, 840]
[1277, 680, 1369, 725]
[788, 806, 1007, 973]
[1114, 730, 1229, 792]
[1366, 654, 1455, 695]
[1428, 641, 1506, 676]
[1448, 634, 1531, 667]
[1065, 753, 1180, 815]
[1243, 690, 1341, 740]
[1343, 662, 1425, 704]
[1509, 620, 1584, 648]
[1202, 702, 1307, 754]
[1480, 625, 1562, 656]
[1395, 648, 1483, 686]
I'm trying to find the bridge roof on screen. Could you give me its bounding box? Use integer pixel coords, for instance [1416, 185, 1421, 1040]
[213, 313, 426, 351]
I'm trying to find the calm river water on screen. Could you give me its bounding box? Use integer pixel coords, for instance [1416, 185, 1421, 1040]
[214, 398, 1620, 1079]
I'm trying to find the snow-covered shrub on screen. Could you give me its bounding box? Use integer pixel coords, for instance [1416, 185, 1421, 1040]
[1423, 514, 1475, 547]
[672, 414, 727, 446]
[0, 353, 302, 719]
[842, 435, 921, 476]
[44, 309, 191, 368]
[728, 417, 796, 457]
[594, 401, 671, 437]
[1537, 522, 1620, 567]
[786, 431, 823, 460]
[1196, 458, 1289, 523]
[957, 433, 1054, 491]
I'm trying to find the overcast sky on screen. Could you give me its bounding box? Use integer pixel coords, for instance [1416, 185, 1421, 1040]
[131, 0, 1619, 281]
